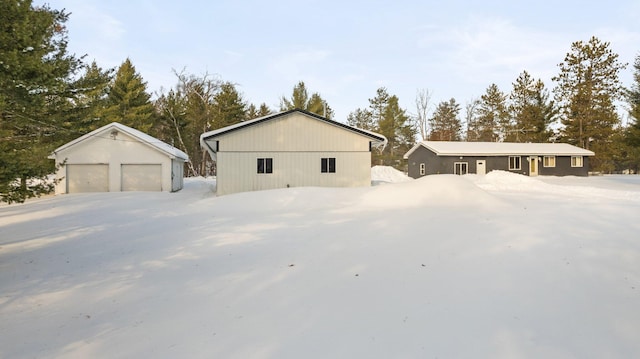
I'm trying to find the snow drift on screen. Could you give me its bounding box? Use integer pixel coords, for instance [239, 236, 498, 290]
[1, 170, 640, 358]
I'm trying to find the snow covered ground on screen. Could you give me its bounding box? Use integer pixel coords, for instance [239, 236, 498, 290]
[1, 169, 640, 358]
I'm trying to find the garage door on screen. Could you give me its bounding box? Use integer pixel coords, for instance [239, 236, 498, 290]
[67, 164, 109, 193]
[121, 164, 162, 191]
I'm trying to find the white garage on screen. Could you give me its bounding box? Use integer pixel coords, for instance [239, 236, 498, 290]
[49, 122, 189, 194]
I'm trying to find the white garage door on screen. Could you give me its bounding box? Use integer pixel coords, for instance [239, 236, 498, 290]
[67, 164, 109, 193]
[121, 164, 162, 191]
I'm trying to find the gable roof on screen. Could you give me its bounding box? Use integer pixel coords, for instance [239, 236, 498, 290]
[404, 141, 595, 159]
[49, 122, 189, 161]
[199, 109, 387, 153]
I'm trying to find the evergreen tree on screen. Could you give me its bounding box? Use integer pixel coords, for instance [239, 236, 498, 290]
[66, 61, 114, 134]
[428, 98, 462, 141]
[0, 0, 83, 203]
[374, 92, 415, 167]
[213, 82, 246, 128]
[105, 58, 154, 132]
[368, 87, 390, 127]
[624, 54, 640, 173]
[626, 54, 640, 147]
[246, 102, 272, 119]
[509, 71, 556, 142]
[346, 108, 374, 131]
[280, 81, 334, 118]
[552, 36, 626, 172]
[476, 84, 509, 141]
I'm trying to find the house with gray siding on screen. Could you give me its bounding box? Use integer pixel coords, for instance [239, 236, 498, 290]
[200, 109, 387, 196]
[404, 141, 595, 178]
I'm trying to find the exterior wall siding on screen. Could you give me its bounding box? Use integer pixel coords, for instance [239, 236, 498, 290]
[217, 152, 372, 196]
[52, 130, 178, 193]
[217, 112, 371, 152]
[406, 146, 590, 178]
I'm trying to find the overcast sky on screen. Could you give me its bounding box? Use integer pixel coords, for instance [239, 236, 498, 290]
[38, 0, 640, 123]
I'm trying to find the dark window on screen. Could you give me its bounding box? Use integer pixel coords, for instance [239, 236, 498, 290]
[321, 158, 336, 173]
[509, 156, 521, 170]
[257, 158, 273, 174]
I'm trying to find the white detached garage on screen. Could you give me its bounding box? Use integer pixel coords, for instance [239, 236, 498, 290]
[49, 122, 189, 194]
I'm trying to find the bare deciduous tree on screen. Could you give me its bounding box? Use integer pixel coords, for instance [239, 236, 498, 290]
[414, 88, 432, 140]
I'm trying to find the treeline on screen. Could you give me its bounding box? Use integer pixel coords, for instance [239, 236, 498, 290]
[1, 1, 640, 203]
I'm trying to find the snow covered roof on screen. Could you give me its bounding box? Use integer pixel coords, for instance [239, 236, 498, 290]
[49, 122, 189, 161]
[200, 109, 388, 153]
[404, 141, 595, 159]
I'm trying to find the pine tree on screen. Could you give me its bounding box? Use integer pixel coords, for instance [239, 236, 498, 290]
[346, 108, 374, 131]
[623, 54, 640, 173]
[368, 87, 390, 128]
[0, 1, 83, 203]
[66, 61, 114, 134]
[246, 103, 272, 119]
[626, 54, 640, 146]
[213, 82, 246, 128]
[280, 81, 334, 118]
[105, 58, 154, 132]
[374, 92, 415, 167]
[552, 36, 626, 171]
[509, 71, 556, 142]
[476, 84, 509, 142]
[428, 98, 462, 141]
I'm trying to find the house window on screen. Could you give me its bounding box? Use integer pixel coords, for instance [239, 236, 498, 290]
[543, 156, 556, 167]
[509, 156, 521, 170]
[257, 158, 273, 174]
[454, 162, 468, 175]
[571, 156, 583, 167]
[419, 163, 426, 176]
[321, 158, 336, 173]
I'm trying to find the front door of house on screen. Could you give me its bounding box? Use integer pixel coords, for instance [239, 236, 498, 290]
[529, 156, 538, 176]
[476, 160, 486, 175]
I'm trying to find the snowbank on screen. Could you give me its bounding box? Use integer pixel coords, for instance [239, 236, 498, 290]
[371, 165, 412, 185]
[1, 174, 640, 358]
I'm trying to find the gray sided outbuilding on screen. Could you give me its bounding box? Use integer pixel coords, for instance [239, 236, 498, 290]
[404, 141, 595, 178]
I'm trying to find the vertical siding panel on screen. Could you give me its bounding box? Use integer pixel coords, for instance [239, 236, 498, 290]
[216, 152, 373, 195]
[219, 113, 371, 152]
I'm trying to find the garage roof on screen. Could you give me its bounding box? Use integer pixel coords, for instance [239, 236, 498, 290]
[404, 141, 595, 159]
[49, 122, 189, 161]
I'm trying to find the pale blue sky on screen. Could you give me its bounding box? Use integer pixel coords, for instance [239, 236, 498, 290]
[39, 0, 640, 122]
